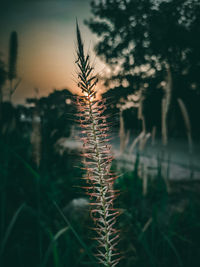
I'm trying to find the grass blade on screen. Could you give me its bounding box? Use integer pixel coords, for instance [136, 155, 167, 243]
[161, 231, 183, 267]
[0, 140, 39, 180]
[53, 201, 98, 265]
[0, 203, 25, 257]
[42, 226, 69, 267]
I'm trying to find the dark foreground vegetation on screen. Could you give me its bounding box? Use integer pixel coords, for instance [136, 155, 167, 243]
[0, 98, 199, 267]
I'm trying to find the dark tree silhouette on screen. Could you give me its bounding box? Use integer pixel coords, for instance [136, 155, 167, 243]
[26, 89, 75, 168]
[86, 0, 200, 94]
[86, 0, 200, 139]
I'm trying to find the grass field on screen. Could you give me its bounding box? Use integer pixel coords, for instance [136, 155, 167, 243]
[0, 131, 199, 267]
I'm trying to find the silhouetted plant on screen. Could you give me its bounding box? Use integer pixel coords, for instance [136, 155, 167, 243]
[8, 31, 20, 101]
[0, 58, 7, 120]
[0, 58, 7, 103]
[8, 31, 18, 81]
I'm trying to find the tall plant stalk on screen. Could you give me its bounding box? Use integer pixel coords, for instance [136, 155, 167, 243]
[75, 22, 120, 267]
[162, 65, 172, 146]
[8, 31, 20, 101]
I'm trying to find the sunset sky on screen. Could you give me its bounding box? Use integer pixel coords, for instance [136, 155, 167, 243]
[0, 0, 106, 104]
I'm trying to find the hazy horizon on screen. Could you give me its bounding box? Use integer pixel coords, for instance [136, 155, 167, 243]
[0, 0, 106, 104]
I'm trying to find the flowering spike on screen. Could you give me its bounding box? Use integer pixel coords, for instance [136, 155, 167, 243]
[75, 23, 120, 267]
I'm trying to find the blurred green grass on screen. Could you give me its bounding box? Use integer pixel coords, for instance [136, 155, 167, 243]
[0, 132, 200, 267]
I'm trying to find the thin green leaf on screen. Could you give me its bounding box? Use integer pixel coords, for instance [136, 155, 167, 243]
[53, 201, 98, 265]
[42, 226, 69, 267]
[161, 231, 183, 267]
[0, 141, 39, 180]
[0, 203, 25, 257]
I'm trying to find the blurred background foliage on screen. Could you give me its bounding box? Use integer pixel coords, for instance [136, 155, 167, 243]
[87, 0, 200, 138]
